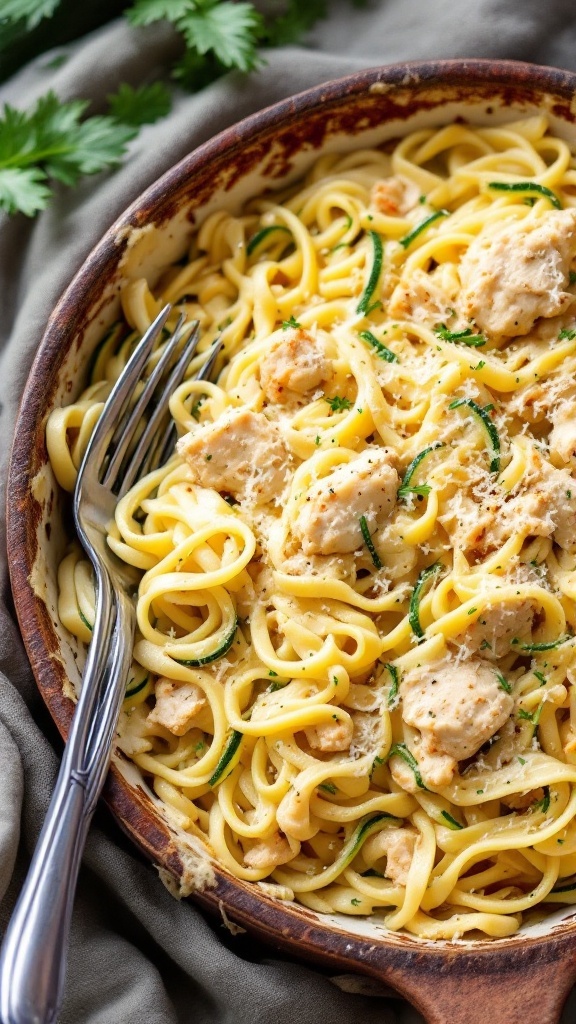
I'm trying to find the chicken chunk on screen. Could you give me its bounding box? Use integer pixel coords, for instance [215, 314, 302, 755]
[371, 176, 420, 216]
[438, 493, 496, 552]
[390, 740, 456, 792]
[292, 449, 399, 556]
[400, 658, 514, 783]
[147, 678, 206, 736]
[304, 716, 354, 752]
[550, 397, 576, 464]
[388, 267, 453, 326]
[259, 327, 331, 404]
[371, 827, 416, 886]
[177, 407, 289, 505]
[458, 600, 535, 659]
[458, 209, 576, 338]
[522, 449, 576, 553]
[244, 831, 296, 870]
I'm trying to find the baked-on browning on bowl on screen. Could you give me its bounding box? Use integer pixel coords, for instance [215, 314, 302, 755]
[9, 60, 576, 1024]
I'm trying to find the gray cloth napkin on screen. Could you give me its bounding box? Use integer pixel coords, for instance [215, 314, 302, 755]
[2, 3, 576, 1021]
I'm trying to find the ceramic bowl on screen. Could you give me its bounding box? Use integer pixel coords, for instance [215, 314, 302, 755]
[9, 59, 576, 1024]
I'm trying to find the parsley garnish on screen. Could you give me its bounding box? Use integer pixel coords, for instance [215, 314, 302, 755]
[324, 394, 353, 412]
[127, 0, 264, 73]
[559, 327, 576, 340]
[434, 323, 486, 347]
[282, 315, 301, 330]
[495, 671, 512, 694]
[350, 898, 361, 906]
[0, 90, 139, 216]
[107, 82, 172, 127]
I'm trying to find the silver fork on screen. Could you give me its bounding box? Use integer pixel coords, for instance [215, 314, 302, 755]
[0, 304, 220, 1024]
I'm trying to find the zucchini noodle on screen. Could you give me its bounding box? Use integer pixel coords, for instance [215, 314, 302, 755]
[46, 115, 576, 940]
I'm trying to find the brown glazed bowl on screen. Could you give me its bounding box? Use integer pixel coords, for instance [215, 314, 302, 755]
[8, 59, 576, 1024]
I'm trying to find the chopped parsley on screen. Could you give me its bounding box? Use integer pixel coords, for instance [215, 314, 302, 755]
[434, 324, 486, 347]
[282, 315, 301, 330]
[324, 394, 353, 412]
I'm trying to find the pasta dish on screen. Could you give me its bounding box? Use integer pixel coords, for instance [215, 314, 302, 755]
[46, 115, 576, 940]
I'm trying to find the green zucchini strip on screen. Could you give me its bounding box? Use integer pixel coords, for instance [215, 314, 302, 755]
[209, 729, 243, 787]
[397, 442, 445, 499]
[125, 673, 150, 698]
[399, 209, 449, 250]
[440, 810, 463, 830]
[449, 398, 500, 473]
[384, 662, 399, 708]
[359, 514, 383, 570]
[388, 743, 428, 790]
[356, 231, 383, 315]
[513, 635, 570, 652]
[409, 562, 443, 639]
[487, 181, 561, 209]
[359, 329, 398, 363]
[339, 812, 399, 871]
[175, 618, 238, 667]
[79, 610, 93, 632]
[246, 224, 291, 256]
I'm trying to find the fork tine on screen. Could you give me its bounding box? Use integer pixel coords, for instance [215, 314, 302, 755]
[117, 319, 202, 497]
[143, 338, 224, 477]
[102, 309, 187, 489]
[74, 305, 172, 506]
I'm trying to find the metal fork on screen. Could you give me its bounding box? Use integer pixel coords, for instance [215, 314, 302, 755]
[0, 304, 220, 1024]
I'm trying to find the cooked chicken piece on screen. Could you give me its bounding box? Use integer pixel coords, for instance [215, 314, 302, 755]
[244, 831, 296, 870]
[458, 209, 576, 338]
[388, 267, 453, 326]
[147, 678, 206, 736]
[458, 600, 534, 659]
[259, 327, 331, 404]
[304, 716, 354, 752]
[363, 827, 417, 886]
[389, 739, 456, 792]
[522, 449, 576, 552]
[503, 787, 545, 811]
[371, 176, 420, 216]
[550, 397, 576, 463]
[177, 407, 289, 505]
[439, 493, 496, 552]
[399, 658, 514, 785]
[292, 449, 399, 556]
[494, 489, 557, 546]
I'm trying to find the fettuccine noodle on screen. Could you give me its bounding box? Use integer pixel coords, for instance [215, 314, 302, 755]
[46, 115, 576, 939]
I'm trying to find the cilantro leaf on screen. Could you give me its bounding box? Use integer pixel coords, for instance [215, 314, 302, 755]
[107, 82, 172, 127]
[127, 0, 263, 73]
[0, 0, 61, 30]
[125, 0, 191, 25]
[179, 2, 263, 72]
[0, 166, 50, 216]
[264, 0, 327, 45]
[0, 91, 138, 216]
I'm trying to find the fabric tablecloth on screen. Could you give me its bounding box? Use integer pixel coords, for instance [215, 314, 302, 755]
[2, 2, 576, 1021]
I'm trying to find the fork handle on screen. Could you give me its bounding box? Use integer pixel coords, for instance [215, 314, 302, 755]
[0, 592, 134, 1024]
